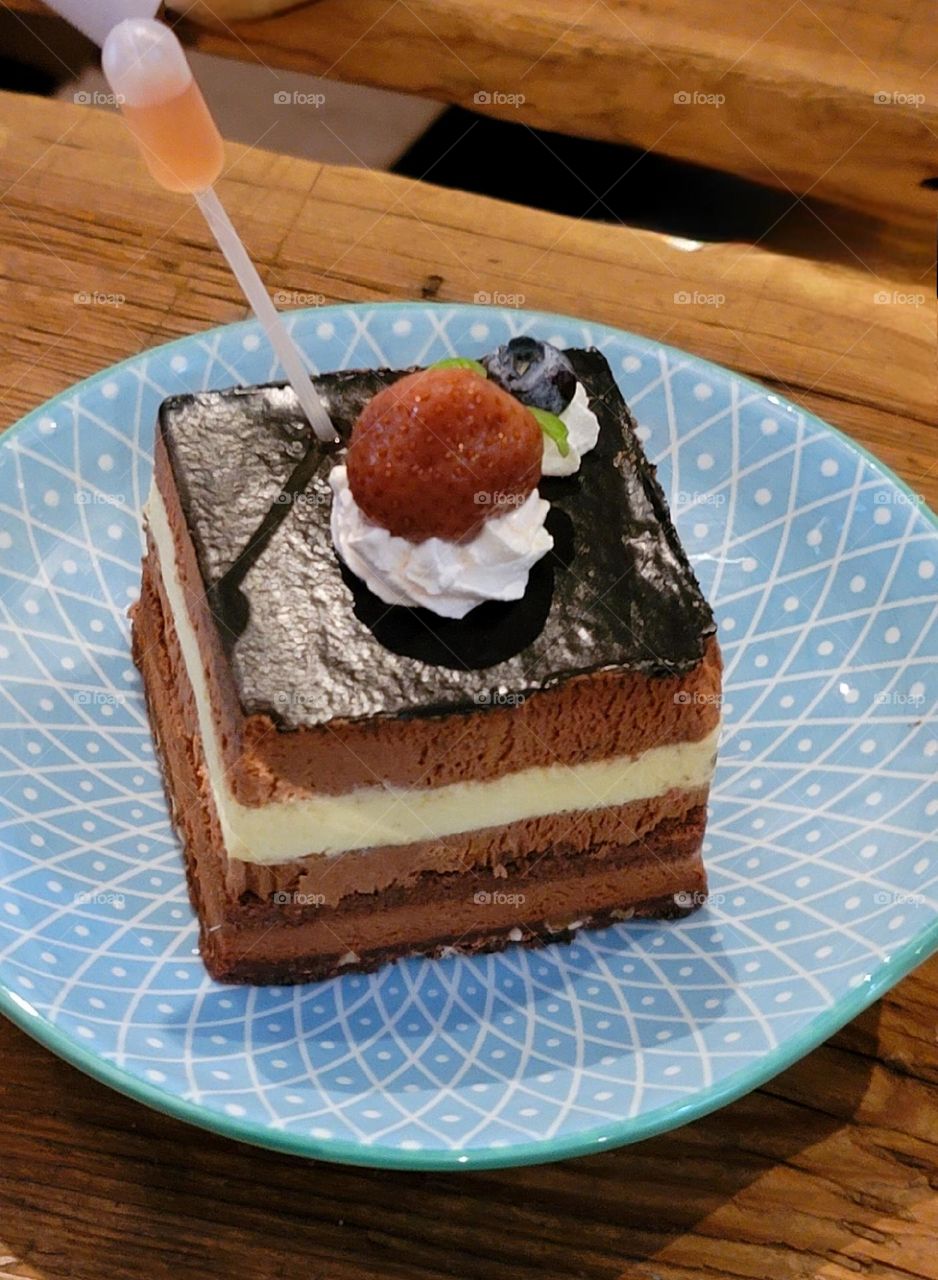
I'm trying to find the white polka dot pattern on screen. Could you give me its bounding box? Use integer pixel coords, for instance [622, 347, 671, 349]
[0, 305, 935, 1170]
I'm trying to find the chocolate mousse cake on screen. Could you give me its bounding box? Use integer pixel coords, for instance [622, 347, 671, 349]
[133, 339, 721, 983]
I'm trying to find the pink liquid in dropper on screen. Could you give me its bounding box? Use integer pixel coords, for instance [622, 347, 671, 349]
[104, 18, 224, 194]
[121, 79, 224, 194]
[103, 17, 338, 441]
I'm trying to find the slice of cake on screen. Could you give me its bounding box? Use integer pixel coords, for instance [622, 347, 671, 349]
[132, 338, 721, 983]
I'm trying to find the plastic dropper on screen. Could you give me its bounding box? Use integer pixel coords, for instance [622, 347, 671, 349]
[101, 18, 338, 443]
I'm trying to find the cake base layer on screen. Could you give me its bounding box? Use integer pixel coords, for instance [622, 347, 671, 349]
[133, 549, 710, 985]
[206, 889, 702, 986]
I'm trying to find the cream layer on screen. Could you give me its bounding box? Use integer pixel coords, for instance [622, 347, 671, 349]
[147, 484, 719, 864]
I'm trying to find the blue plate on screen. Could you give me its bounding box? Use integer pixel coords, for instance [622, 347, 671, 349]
[0, 303, 935, 1169]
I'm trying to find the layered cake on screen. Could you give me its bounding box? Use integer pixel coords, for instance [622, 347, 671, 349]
[133, 337, 721, 983]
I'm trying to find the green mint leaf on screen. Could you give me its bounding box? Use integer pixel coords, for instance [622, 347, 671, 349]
[530, 407, 570, 457]
[430, 357, 487, 376]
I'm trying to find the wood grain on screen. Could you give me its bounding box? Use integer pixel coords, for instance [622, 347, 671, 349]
[0, 91, 936, 1280]
[1, 95, 934, 501]
[10, 0, 938, 225]
[157, 0, 938, 229]
[9, 0, 938, 253]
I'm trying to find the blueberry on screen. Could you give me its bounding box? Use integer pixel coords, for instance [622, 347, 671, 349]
[482, 337, 576, 414]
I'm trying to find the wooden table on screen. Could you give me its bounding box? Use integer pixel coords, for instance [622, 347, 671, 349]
[169, 0, 938, 229]
[1, 92, 937, 1280]
[9, 0, 938, 233]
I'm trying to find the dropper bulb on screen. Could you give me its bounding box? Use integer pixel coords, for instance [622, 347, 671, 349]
[102, 19, 224, 193]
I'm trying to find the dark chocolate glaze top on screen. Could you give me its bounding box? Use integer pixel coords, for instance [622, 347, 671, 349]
[158, 350, 716, 728]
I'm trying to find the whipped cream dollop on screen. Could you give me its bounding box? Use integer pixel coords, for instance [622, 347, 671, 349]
[541, 383, 601, 477]
[330, 466, 553, 619]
